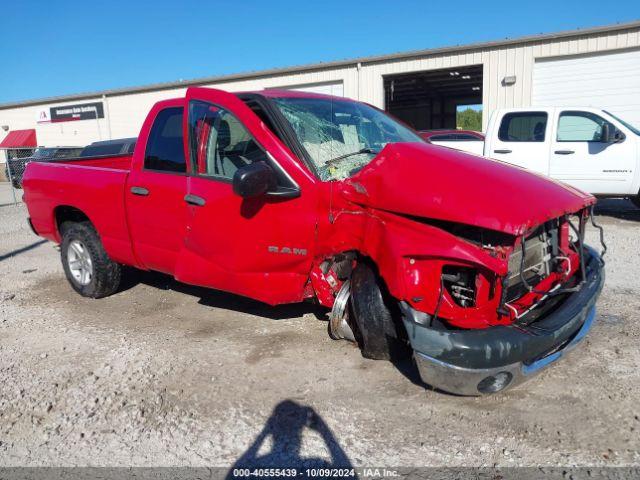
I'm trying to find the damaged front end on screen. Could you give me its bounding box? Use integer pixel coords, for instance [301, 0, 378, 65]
[400, 207, 605, 395]
[310, 142, 606, 394]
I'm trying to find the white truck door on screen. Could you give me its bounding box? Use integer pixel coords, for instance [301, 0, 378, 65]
[486, 110, 551, 174]
[549, 109, 636, 195]
[429, 133, 485, 155]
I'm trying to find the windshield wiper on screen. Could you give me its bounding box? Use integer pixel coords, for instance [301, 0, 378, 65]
[325, 148, 379, 166]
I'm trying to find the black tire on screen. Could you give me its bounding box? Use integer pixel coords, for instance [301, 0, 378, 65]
[631, 195, 640, 210]
[60, 221, 121, 298]
[349, 262, 406, 361]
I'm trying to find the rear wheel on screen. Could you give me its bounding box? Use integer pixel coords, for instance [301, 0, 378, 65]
[60, 222, 121, 298]
[349, 262, 406, 360]
[631, 195, 640, 209]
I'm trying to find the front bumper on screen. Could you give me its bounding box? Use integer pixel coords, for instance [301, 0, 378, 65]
[401, 246, 605, 395]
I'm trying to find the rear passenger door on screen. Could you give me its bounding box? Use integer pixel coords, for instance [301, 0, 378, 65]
[127, 101, 189, 275]
[488, 110, 551, 174]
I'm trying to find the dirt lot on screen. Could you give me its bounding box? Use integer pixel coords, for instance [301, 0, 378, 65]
[1, 191, 639, 468]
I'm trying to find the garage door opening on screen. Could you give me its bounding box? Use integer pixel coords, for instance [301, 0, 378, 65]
[384, 65, 483, 131]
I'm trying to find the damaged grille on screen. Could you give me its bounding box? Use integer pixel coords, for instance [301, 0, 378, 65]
[505, 223, 558, 302]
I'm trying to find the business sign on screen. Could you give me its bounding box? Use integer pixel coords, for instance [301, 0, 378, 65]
[36, 109, 51, 123]
[50, 102, 104, 122]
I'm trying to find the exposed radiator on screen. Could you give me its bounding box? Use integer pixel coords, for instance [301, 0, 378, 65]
[506, 226, 556, 301]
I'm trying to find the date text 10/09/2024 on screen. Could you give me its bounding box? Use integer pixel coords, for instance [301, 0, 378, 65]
[230, 468, 400, 478]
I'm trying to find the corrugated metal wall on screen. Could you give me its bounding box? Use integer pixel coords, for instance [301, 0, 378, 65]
[357, 28, 640, 128]
[1, 25, 639, 147]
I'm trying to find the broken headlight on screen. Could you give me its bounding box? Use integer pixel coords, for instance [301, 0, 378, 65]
[442, 266, 477, 308]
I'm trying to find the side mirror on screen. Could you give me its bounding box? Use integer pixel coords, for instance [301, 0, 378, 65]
[601, 123, 625, 143]
[232, 161, 277, 198]
[612, 128, 625, 143]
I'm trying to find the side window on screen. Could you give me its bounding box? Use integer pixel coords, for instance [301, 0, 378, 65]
[557, 111, 609, 142]
[498, 112, 548, 142]
[144, 107, 186, 173]
[188, 100, 269, 180]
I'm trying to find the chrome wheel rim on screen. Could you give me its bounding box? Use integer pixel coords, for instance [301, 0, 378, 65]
[329, 280, 356, 342]
[67, 240, 93, 286]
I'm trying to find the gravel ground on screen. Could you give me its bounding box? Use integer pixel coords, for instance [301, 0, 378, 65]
[0, 194, 639, 468]
[0, 181, 20, 206]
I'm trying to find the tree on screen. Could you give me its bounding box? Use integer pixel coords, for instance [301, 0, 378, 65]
[457, 108, 483, 131]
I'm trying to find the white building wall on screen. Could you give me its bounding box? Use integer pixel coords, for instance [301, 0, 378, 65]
[68, 66, 359, 140]
[1, 25, 639, 148]
[106, 88, 186, 139]
[0, 96, 110, 148]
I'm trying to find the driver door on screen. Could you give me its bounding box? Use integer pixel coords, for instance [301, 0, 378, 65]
[549, 110, 635, 194]
[174, 88, 318, 305]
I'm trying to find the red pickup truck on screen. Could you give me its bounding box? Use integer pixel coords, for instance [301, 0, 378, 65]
[23, 87, 605, 395]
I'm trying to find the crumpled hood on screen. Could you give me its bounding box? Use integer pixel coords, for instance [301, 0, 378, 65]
[342, 142, 594, 236]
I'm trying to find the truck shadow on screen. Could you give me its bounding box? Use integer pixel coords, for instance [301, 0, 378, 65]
[386, 345, 452, 394]
[594, 198, 640, 222]
[120, 270, 450, 392]
[227, 399, 356, 473]
[119, 268, 328, 321]
[390, 356, 471, 396]
[389, 355, 430, 389]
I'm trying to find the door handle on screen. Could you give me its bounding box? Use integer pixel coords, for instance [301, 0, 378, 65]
[494, 149, 512, 154]
[130, 186, 149, 196]
[184, 194, 206, 206]
[554, 150, 575, 155]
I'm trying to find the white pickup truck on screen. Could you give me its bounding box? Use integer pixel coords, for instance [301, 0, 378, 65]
[433, 107, 640, 207]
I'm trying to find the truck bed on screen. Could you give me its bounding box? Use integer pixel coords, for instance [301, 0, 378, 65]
[22, 153, 137, 266]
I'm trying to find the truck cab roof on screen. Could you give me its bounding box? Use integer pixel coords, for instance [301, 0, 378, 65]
[240, 89, 345, 100]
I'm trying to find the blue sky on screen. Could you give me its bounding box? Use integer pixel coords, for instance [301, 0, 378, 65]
[1, 0, 638, 104]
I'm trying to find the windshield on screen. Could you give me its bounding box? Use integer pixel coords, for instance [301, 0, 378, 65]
[604, 110, 640, 136]
[272, 97, 423, 181]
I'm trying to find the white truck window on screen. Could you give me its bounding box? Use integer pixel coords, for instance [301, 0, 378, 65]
[557, 111, 607, 142]
[498, 112, 548, 142]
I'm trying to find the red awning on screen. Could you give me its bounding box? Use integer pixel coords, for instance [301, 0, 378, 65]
[0, 129, 37, 149]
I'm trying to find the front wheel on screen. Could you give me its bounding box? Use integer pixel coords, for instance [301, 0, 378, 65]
[631, 195, 640, 209]
[349, 263, 406, 361]
[60, 222, 121, 298]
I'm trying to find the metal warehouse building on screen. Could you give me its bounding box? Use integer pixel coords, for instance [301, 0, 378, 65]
[1, 21, 640, 163]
